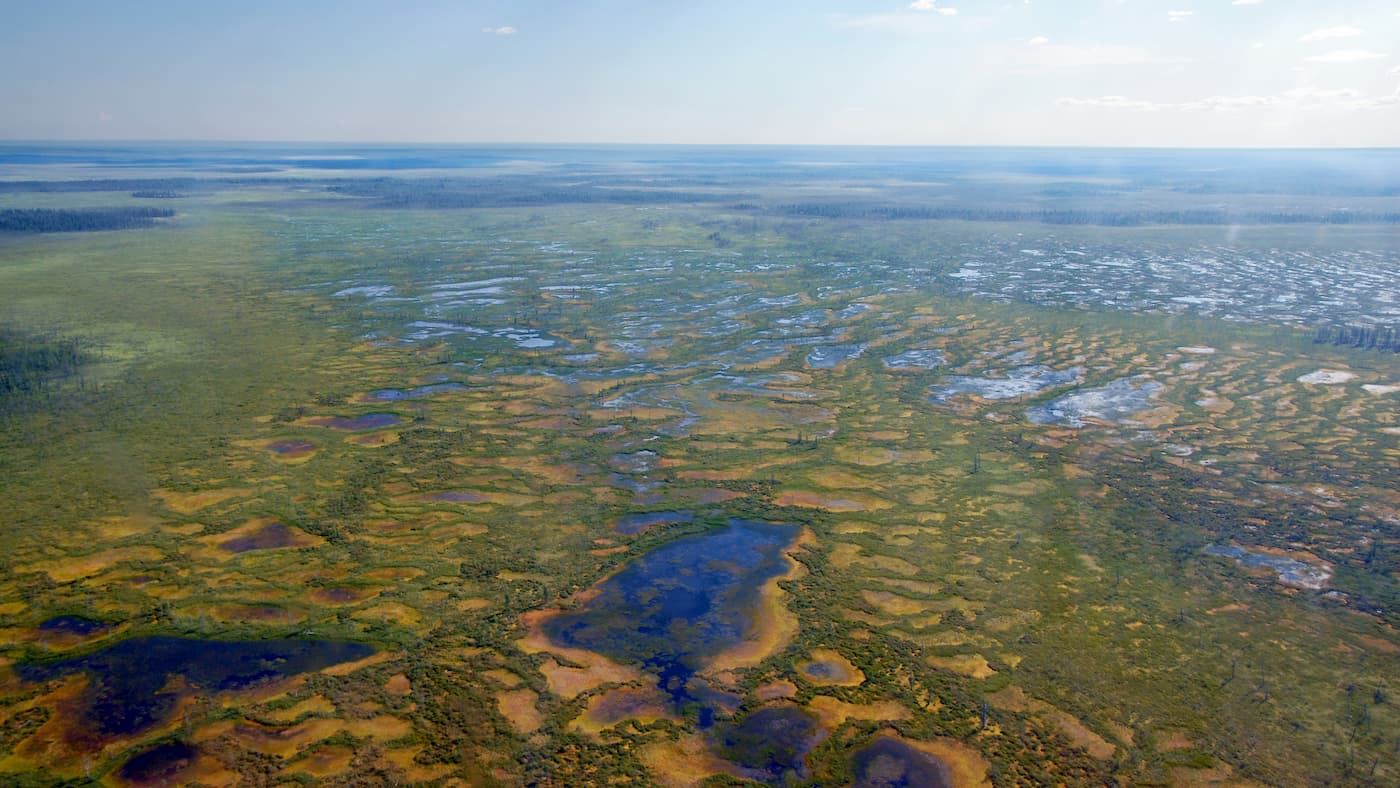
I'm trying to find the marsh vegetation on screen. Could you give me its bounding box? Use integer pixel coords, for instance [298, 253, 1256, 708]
[0, 143, 1396, 786]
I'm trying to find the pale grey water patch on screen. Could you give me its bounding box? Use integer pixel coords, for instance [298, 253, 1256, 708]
[806, 343, 867, 369]
[884, 348, 947, 370]
[333, 284, 395, 298]
[1204, 544, 1331, 589]
[1026, 377, 1162, 427]
[930, 365, 1083, 402]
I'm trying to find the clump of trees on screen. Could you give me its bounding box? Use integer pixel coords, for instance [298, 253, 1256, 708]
[0, 207, 174, 233]
[0, 327, 93, 413]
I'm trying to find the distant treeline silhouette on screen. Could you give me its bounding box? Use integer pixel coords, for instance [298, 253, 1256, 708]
[0, 207, 175, 233]
[327, 179, 749, 208]
[0, 178, 205, 193]
[770, 202, 1400, 227]
[1312, 324, 1400, 353]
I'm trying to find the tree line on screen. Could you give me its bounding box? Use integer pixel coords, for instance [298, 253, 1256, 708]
[770, 202, 1400, 227]
[1312, 323, 1400, 353]
[0, 207, 174, 233]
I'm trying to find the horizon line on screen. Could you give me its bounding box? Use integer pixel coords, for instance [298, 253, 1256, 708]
[2, 139, 1399, 153]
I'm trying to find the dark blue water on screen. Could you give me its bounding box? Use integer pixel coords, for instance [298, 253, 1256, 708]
[851, 738, 953, 788]
[314, 412, 402, 430]
[118, 741, 198, 783]
[543, 518, 798, 721]
[17, 636, 373, 736]
[37, 615, 108, 635]
[220, 521, 297, 553]
[367, 382, 465, 401]
[716, 705, 823, 784]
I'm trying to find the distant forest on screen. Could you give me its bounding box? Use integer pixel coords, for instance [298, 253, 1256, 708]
[325, 178, 747, 209]
[771, 202, 1400, 227]
[0, 207, 175, 233]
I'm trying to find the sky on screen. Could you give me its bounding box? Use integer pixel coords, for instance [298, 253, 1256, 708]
[1, 0, 1397, 147]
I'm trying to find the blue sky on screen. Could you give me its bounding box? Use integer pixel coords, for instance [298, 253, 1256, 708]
[1, 0, 1397, 146]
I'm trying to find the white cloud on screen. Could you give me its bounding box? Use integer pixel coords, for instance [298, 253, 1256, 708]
[1232, 0, 1262, 6]
[1027, 36, 1050, 47]
[1390, 65, 1400, 76]
[1305, 50, 1386, 63]
[1299, 26, 1362, 43]
[1167, 10, 1194, 23]
[481, 26, 517, 35]
[909, 0, 957, 12]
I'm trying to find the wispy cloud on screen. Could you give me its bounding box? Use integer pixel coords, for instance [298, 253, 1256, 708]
[1299, 26, 1362, 43]
[1059, 86, 1398, 112]
[1305, 49, 1386, 64]
[1167, 11, 1195, 23]
[833, 11, 959, 32]
[1000, 43, 1191, 68]
[481, 26, 517, 35]
[1231, 0, 1263, 6]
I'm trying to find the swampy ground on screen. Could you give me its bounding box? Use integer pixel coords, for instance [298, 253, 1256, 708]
[0, 144, 1397, 786]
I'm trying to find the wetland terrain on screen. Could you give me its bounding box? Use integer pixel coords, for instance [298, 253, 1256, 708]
[0, 143, 1397, 786]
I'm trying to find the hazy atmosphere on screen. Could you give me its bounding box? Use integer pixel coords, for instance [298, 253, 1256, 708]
[2, 2, 1398, 787]
[2, 0, 1398, 146]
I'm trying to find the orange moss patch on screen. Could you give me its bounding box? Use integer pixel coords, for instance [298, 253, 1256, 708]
[676, 469, 750, 481]
[569, 687, 676, 737]
[363, 566, 425, 582]
[775, 490, 888, 512]
[252, 438, 319, 463]
[321, 651, 398, 677]
[863, 590, 933, 617]
[1157, 729, 1196, 751]
[262, 695, 336, 723]
[640, 732, 739, 788]
[877, 731, 992, 788]
[517, 600, 646, 698]
[483, 669, 524, 688]
[351, 602, 423, 628]
[346, 431, 399, 447]
[308, 586, 383, 606]
[36, 545, 165, 583]
[987, 686, 1115, 759]
[197, 516, 323, 556]
[217, 718, 344, 758]
[926, 654, 997, 679]
[153, 487, 252, 515]
[290, 744, 355, 777]
[182, 603, 305, 626]
[385, 674, 412, 696]
[797, 649, 865, 686]
[88, 513, 162, 540]
[807, 695, 910, 727]
[756, 680, 798, 700]
[534, 657, 640, 700]
[497, 688, 544, 735]
[344, 715, 414, 740]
